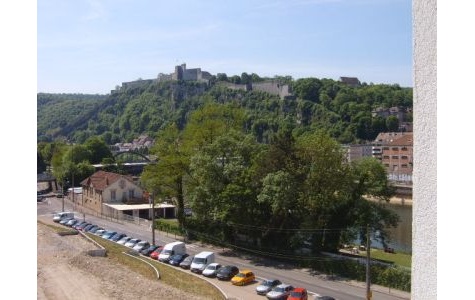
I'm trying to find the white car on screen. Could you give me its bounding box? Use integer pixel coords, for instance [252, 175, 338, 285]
[202, 263, 222, 277]
[266, 284, 294, 300]
[125, 238, 141, 248]
[132, 240, 150, 252]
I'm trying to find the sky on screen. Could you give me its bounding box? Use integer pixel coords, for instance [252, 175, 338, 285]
[37, 0, 413, 94]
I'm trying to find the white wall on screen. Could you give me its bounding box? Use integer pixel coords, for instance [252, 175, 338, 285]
[412, 0, 437, 299]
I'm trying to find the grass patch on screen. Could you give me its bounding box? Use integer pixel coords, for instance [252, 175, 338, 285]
[364, 249, 412, 269]
[86, 233, 225, 300]
[38, 220, 78, 235]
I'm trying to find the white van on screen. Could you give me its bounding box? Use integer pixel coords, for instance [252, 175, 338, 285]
[53, 211, 74, 222]
[190, 251, 215, 273]
[158, 241, 186, 262]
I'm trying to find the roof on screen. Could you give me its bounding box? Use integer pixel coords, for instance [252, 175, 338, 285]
[103, 203, 176, 211]
[373, 132, 413, 145]
[80, 170, 134, 191]
[388, 133, 413, 146]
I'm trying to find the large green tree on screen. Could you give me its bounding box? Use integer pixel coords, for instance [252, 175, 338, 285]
[84, 136, 113, 164]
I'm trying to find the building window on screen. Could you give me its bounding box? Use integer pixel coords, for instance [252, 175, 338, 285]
[402, 164, 408, 168]
[111, 190, 116, 201]
[383, 147, 389, 150]
[401, 147, 408, 151]
[392, 155, 399, 159]
[392, 147, 399, 151]
[129, 189, 134, 198]
[401, 155, 408, 159]
[383, 155, 390, 159]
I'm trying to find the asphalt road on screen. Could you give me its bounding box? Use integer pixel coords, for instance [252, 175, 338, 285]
[37, 195, 411, 300]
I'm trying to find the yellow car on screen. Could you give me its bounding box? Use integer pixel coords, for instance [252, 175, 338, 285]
[231, 270, 255, 286]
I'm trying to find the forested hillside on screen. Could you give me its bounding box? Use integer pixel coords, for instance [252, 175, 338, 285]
[37, 77, 412, 145]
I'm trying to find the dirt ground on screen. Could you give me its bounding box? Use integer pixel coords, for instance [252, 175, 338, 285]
[37, 221, 207, 300]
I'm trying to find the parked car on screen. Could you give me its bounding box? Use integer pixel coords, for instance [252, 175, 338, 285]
[66, 219, 79, 227]
[231, 270, 255, 286]
[140, 244, 161, 257]
[88, 226, 103, 234]
[72, 221, 87, 230]
[133, 241, 150, 252]
[101, 231, 117, 240]
[288, 287, 308, 300]
[117, 236, 132, 245]
[125, 238, 141, 248]
[150, 246, 164, 260]
[94, 229, 106, 236]
[202, 263, 222, 277]
[179, 255, 194, 269]
[266, 284, 294, 300]
[85, 225, 100, 233]
[77, 223, 92, 231]
[110, 233, 127, 242]
[169, 253, 189, 266]
[82, 224, 95, 232]
[59, 217, 73, 225]
[256, 279, 282, 295]
[216, 265, 239, 280]
[54, 212, 74, 223]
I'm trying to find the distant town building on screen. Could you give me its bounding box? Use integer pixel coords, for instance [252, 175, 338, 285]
[113, 135, 154, 152]
[343, 144, 373, 163]
[372, 132, 413, 184]
[339, 77, 361, 87]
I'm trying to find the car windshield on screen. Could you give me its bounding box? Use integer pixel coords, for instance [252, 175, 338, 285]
[236, 273, 245, 278]
[263, 280, 274, 286]
[194, 258, 206, 264]
[273, 287, 285, 293]
[290, 291, 303, 297]
[183, 256, 193, 262]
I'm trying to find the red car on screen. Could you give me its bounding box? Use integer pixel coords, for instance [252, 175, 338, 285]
[150, 246, 164, 260]
[288, 287, 308, 300]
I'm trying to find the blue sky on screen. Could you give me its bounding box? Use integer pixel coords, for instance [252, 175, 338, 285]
[37, 0, 412, 94]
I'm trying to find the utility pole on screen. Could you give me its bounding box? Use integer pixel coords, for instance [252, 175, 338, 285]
[61, 177, 65, 212]
[151, 192, 155, 245]
[366, 224, 372, 300]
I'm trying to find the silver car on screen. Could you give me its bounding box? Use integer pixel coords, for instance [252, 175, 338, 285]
[266, 284, 294, 300]
[256, 279, 282, 295]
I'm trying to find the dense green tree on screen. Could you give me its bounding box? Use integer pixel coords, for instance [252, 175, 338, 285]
[216, 73, 228, 82]
[37, 151, 47, 174]
[386, 115, 400, 132]
[293, 78, 323, 102]
[141, 124, 190, 228]
[84, 136, 113, 164]
[241, 72, 251, 84]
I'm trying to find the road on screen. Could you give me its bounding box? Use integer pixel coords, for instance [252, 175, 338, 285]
[38, 195, 410, 300]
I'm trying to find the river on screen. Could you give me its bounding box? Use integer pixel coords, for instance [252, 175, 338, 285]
[369, 202, 413, 253]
